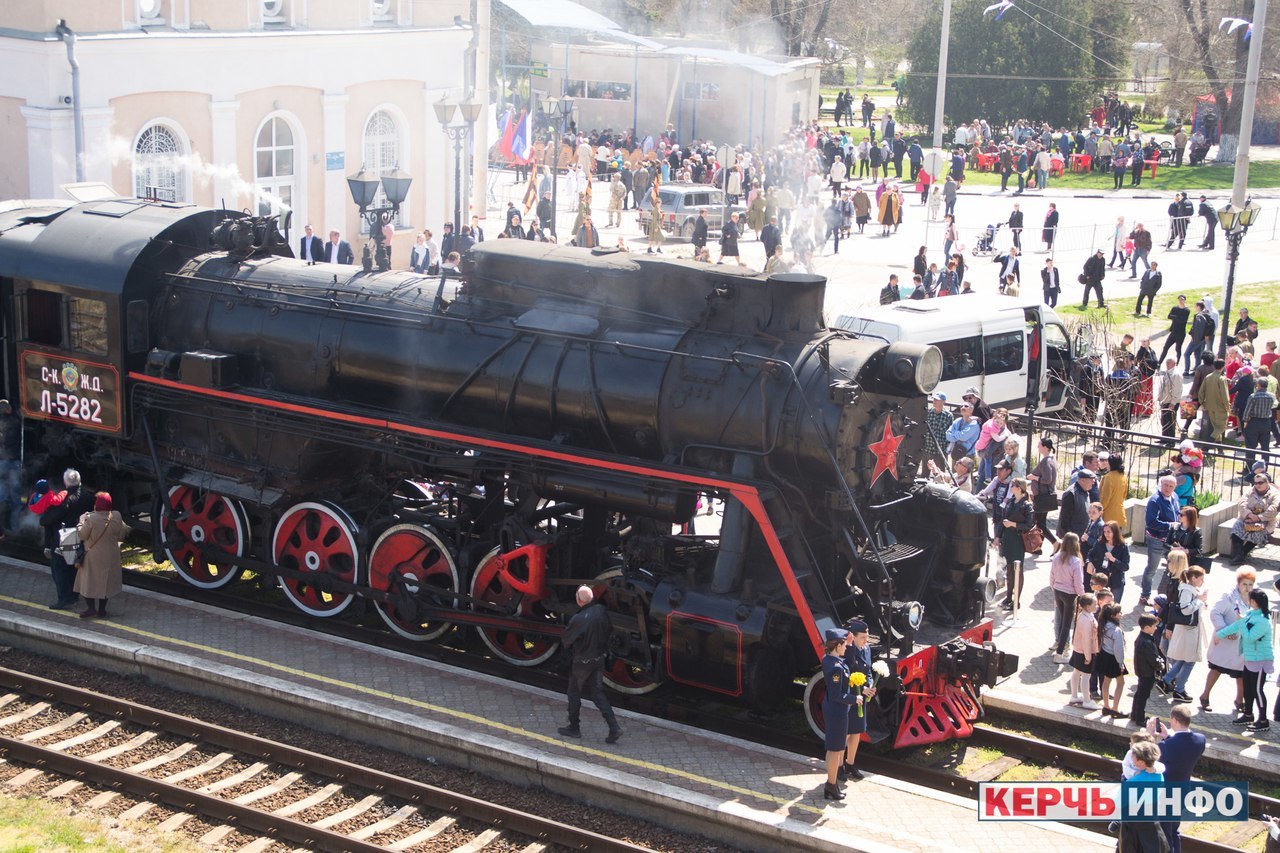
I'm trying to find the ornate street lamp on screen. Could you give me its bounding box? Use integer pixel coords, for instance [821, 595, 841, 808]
[1214, 197, 1262, 357]
[435, 97, 482, 241]
[346, 164, 412, 272]
[538, 95, 574, 238]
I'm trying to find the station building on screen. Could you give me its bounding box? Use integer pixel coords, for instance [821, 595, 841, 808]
[0, 0, 473, 258]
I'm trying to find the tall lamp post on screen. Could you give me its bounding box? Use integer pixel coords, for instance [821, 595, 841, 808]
[538, 95, 574, 238]
[434, 98, 482, 239]
[1214, 198, 1262, 358]
[346, 165, 412, 272]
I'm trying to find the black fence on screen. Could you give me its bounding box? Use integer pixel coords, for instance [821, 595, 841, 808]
[1007, 414, 1279, 506]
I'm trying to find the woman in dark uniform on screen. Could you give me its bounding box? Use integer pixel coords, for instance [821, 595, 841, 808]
[1000, 478, 1033, 612]
[842, 620, 876, 782]
[820, 629, 855, 800]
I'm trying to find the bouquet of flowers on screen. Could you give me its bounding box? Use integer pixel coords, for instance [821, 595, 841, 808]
[849, 671, 867, 716]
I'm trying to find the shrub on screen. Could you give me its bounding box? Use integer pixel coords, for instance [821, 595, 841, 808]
[1193, 491, 1221, 512]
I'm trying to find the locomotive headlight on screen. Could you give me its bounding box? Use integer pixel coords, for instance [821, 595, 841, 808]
[890, 600, 925, 638]
[916, 346, 943, 393]
[878, 342, 944, 395]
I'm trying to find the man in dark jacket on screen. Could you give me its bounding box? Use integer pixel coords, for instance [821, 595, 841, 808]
[1129, 614, 1164, 725]
[1129, 223, 1153, 278]
[1154, 704, 1206, 852]
[558, 585, 622, 743]
[1184, 301, 1214, 376]
[690, 209, 709, 253]
[1081, 249, 1107, 309]
[536, 192, 554, 234]
[760, 215, 781, 260]
[1056, 468, 1095, 539]
[1040, 259, 1060, 307]
[41, 468, 96, 609]
[1136, 261, 1162, 316]
[1008, 203, 1024, 249]
[1197, 195, 1216, 250]
[440, 222, 456, 258]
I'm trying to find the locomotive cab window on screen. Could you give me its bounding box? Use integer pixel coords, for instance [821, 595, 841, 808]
[20, 285, 109, 356]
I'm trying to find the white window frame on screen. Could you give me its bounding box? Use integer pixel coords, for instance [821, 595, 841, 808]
[137, 0, 166, 26]
[361, 106, 410, 231]
[132, 120, 190, 203]
[371, 0, 393, 23]
[253, 113, 299, 220]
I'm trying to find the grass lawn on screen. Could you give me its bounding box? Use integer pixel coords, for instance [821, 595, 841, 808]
[957, 160, 1280, 191]
[1053, 279, 1279, 340]
[0, 794, 204, 852]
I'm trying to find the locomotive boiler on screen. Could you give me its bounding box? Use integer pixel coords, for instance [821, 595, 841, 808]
[0, 198, 1015, 746]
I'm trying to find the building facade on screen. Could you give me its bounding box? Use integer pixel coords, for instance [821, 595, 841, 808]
[0, 0, 474, 259]
[531, 40, 820, 148]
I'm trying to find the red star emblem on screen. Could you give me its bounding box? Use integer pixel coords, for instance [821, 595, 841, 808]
[868, 417, 904, 485]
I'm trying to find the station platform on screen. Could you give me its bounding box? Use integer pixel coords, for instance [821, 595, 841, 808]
[976, 534, 1280, 778]
[0, 557, 1105, 853]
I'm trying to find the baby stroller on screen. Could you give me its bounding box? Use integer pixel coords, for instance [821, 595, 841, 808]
[971, 222, 1001, 256]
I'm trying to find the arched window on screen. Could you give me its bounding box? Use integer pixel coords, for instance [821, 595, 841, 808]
[362, 109, 404, 230]
[254, 116, 295, 217]
[133, 124, 184, 202]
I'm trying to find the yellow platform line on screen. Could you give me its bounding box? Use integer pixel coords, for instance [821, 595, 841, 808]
[0, 593, 821, 816]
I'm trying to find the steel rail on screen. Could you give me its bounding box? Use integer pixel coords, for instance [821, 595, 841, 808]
[0, 666, 653, 853]
[0, 733, 387, 853]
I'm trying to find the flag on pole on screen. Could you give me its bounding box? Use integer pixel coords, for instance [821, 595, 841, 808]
[512, 111, 533, 164]
[497, 108, 516, 161]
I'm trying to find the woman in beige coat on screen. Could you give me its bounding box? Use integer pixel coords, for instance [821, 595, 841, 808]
[73, 492, 127, 619]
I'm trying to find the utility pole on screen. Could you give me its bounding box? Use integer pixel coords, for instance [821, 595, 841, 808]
[1216, 0, 1266, 357]
[931, 0, 952, 150]
[471, 0, 491, 226]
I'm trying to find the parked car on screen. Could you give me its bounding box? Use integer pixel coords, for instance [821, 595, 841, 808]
[636, 182, 748, 239]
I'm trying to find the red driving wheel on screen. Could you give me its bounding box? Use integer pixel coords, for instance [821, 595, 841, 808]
[272, 501, 360, 617]
[160, 486, 249, 589]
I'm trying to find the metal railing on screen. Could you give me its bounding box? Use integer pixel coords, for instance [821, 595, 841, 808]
[1007, 413, 1278, 505]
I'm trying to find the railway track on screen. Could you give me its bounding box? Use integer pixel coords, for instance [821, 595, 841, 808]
[0, 666, 651, 853]
[5, 554, 1272, 851]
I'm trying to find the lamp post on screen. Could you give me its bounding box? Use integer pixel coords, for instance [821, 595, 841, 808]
[1214, 198, 1263, 358]
[346, 164, 412, 272]
[538, 95, 574, 238]
[434, 98, 482, 241]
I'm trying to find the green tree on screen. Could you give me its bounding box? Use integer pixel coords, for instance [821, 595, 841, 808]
[901, 0, 1128, 133]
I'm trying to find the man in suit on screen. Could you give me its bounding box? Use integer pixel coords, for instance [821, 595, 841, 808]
[1136, 261, 1162, 316]
[471, 215, 485, 243]
[1040, 258, 1060, 307]
[324, 230, 353, 265]
[1152, 704, 1205, 853]
[299, 224, 323, 264]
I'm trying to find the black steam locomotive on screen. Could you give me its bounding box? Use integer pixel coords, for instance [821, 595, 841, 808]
[0, 199, 1014, 746]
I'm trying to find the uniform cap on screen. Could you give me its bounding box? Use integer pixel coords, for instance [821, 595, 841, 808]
[824, 628, 846, 643]
[846, 619, 869, 634]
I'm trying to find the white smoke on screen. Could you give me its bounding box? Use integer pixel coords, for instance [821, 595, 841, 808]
[88, 132, 292, 213]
